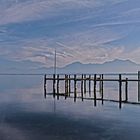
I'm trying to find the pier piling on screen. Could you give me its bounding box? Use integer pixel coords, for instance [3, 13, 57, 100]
[57, 74, 59, 100]
[89, 75, 91, 97]
[84, 74, 86, 95]
[74, 75, 77, 102]
[119, 74, 122, 109]
[81, 74, 84, 101]
[68, 75, 71, 96]
[125, 78, 128, 102]
[138, 71, 140, 101]
[44, 74, 47, 98]
[53, 74, 56, 98]
[65, 74, 68, 99]
[94, 74, 97, 106]
[101, 74, 104, 105]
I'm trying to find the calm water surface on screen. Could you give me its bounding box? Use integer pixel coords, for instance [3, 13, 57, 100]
[0, 75, 140, 140]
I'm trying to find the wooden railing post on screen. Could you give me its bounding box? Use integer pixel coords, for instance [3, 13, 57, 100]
[57, 74, 59, 100]
[89, 74, 91, 97]
[68, 75, 71, 97]
[84, 74, 86, 95]
[53, 74, 56, 98]
[44, 74, 47, 98]
[119, 74, 122, 109]
[125, 78, 128, 102]
[94, 74, 97, 106]
[74, 75, 77, 102]
[81, 74, 84, 101]
[101, 74, 104, 105]
[65, 74, 68, 99]
[138, 71, 140, 101]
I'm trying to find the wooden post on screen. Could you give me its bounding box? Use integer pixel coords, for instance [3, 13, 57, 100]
[89, 74, 91, 97]
[138, 71, 140, 101]
[57, 74, 59, 100]
[74, 74, 77, 102]
[66, 75, 68, 97]
[44, 74, 47, 98]
[65, 74, 68, 99]
[67, 75, 69, 95]
[125, 78, 128, 102]
[99, 74, 102, 93]
[101, 74, 104, 105]
[68, 75, 71, 97]
[84, 74, 86, 95]
[81, 74, 84, 101]
[53, 74, 56, 98]
[94, 74, 97, 106]
[119, 74, 122, 109]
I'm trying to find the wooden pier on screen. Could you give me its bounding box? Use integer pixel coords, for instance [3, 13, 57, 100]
[44, 72, 140, 109]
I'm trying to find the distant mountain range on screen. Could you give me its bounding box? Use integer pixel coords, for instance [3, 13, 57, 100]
[37, 59, 140, 74]
[1, 59, 140, 74]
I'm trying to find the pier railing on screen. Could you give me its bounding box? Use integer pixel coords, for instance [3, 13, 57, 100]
[44, 72, 140, 108]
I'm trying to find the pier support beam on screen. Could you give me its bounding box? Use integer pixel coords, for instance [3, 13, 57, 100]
[94, 74, 97, 106]
[81, 74, 84, 101]
[44, 74, 47, 98]
[84, 74, 86, 95]
[68, 75, 71, 97]
[138, 71, 140, 101]
[125, 78, 128, 102]
[57, 74, 59, 100]
[53, 74, 56, 98]
[101, 74, 104, 105]
[119, 74, 122, 109]
[89, 75, 91, 97]
[65, 74, 68, 99]
[74, 75, 77, 102]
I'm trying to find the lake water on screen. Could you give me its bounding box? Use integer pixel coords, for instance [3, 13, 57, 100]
[0, 75, 140, 140]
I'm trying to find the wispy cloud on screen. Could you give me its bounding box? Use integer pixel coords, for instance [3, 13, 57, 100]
[0, 0, 126, 25]
[0, 0, 95, 25]
[0, 0, 140, 70]
[1, 35, 124, 67]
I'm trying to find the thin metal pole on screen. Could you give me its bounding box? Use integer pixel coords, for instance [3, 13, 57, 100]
[54, 49, 57, 75]
[52, 49, 57, 99]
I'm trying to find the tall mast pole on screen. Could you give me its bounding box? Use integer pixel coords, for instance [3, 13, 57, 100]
[53, 49, 56, 113]
[54, 49, 56, 75]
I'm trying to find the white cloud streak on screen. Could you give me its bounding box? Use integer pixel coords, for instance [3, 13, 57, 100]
[0, 22, 127, 67]
[0, 0, 126, 25]
[1, 36, 124, 67]
[0, 0, 140, 69]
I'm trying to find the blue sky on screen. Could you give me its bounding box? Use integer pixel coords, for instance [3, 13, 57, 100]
[1, 0, 140, 69]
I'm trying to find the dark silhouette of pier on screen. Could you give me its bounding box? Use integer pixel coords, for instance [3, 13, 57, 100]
[44, 72, 140, 109]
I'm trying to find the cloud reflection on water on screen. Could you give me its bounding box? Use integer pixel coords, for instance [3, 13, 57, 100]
[0, 75, 140, 140]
